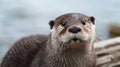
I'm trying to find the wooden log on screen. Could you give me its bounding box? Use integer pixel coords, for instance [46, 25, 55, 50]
[94, 37, 120, 48]
[97, 51, 120, 66]
[94, 37, 120, 67]
[96, 44, 120, 55]
[109, 61, 120, 67]
[97, 55, 113, 66]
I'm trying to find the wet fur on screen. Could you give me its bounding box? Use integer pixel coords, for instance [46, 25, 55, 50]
[0, 13, 96, 67]
[0, 35, 48, 67]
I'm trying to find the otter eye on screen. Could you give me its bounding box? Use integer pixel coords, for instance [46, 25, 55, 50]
[61, 22, 67, 27]
[81, 20, 86, 25]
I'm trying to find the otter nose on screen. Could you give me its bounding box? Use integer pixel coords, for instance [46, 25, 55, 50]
[68, 26, 81, 33]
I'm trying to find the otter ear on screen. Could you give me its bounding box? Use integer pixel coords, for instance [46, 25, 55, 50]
[89, 16, 95, 25]
[49, 20, 54, 29]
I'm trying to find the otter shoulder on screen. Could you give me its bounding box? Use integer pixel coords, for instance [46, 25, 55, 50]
[0, 35, 48, 67]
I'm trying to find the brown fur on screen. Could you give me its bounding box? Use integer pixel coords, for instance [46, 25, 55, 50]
[0, 35, 48, 67]
[0, 13, 96, 67]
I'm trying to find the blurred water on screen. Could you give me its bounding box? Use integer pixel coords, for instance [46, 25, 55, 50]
[0, 0, 120, 62]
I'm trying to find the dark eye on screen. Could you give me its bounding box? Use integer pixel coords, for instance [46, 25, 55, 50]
[81, 20, 86, 25]
[61, 21, 67, 27]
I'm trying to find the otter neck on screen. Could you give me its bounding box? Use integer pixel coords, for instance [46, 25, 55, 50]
[47, 36, 94, 54]
[45, 36, 95, 67]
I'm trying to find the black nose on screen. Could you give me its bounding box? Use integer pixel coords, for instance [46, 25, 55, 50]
[68, 26, 81, 33]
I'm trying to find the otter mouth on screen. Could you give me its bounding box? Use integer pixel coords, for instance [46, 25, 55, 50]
[72, 38, 79, 41]
[69, 37, 82, 43]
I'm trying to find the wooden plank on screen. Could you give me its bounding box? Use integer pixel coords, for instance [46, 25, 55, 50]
[97, 55, 112, 65]
[95, 37, 120, 67]
[109, 61, 120, 67]
[96, 45, 120, 55]
[94, 37, 120, 48]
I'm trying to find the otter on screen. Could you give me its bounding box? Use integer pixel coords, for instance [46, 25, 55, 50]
[0, 13, 96, 67]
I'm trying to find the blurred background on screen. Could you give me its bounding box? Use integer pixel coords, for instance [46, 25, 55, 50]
[0, 0, 120, 63]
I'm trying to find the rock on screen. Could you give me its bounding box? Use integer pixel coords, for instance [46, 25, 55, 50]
[108, 23, 120, 37]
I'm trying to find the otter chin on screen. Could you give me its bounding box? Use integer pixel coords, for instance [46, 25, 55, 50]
[1, 13, 96, 67]
[61, 33, 89, 43]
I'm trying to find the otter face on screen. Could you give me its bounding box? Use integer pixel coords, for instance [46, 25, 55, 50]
[49, 13, 95, 44]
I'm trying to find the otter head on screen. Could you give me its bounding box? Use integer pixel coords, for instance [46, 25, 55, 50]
[49, 13, 95, 47]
